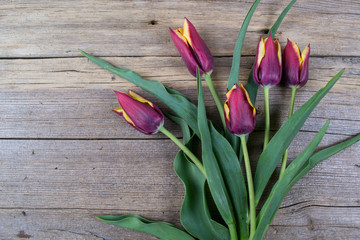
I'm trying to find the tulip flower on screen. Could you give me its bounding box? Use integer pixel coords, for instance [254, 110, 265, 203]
[253, 34, 282, 87]
[169, 18, 214, 77]
[279, 40, 310, 179]
[170, 19, 225, 129]
[114, 90, 206, 177]
[253, 34, 282, 149]
[113, 90, 164, 135]
[224, 83, 256, 136]
[224, 83, 257, 238]
[282, 39, 310, 88]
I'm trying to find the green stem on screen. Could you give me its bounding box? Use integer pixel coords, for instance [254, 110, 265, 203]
[263, 87, 270, 150]
[240, 135, 256, 239]
[160, 126, 206, 177]
[228, 222, 238, 240]
[204, 74, 226, 129]
[279, 87, 297, 178]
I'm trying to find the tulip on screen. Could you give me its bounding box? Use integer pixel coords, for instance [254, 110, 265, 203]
[113, 90, 164, 135]
[279, 40, 310, 179]
[253, 34, 282, 149]
[282, 39, 310, 88]
[170, 18, 214, 77]
[224, 83, 256, 136]
[253, 34, 282, 87]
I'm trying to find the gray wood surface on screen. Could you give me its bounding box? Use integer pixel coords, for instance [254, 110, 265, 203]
[0, 0, 359, 239]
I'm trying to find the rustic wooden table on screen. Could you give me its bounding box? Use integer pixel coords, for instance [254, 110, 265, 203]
[1, 1, 359, 239]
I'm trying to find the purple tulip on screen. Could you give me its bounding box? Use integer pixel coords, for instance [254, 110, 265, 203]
[170, 18, 214, 77]
[253, 34, 282, 87]
[113, 90, 164, 135]
[224, 83, 256, 136]
[282, 39, 310, 88]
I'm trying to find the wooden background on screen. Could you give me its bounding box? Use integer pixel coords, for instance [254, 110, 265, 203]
[0, 0, 359, 239]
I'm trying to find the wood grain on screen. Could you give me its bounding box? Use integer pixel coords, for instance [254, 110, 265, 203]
[1, 0, 359, 239]
[0, 56, 359, 138]
[0, 0, 359, 58]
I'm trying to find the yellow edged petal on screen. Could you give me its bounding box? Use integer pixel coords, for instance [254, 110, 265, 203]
[113, 107, 135, 126]
[128, 90, 154, 108]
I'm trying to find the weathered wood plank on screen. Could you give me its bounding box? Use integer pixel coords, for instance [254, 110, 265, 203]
[0, 205, 359, 239]
[0, 133, 359, 210]
[0, 0, 359, 58]
[0, 56, 359, 138]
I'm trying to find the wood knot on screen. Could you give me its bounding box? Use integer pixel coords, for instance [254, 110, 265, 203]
[148, 20, 158, 25]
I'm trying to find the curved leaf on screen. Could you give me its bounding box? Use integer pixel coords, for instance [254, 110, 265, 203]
[290, 133, 360, 188]
[96, 214, 194, 240]
[79, 50, 200, 136]
[268, 0, 297, 37]
[228, 0, 261, 89]
[210, 123, 249, 239]
[174, 150, 230, 240]
[197, 69, 235, 226]
[254, 69, 344, 204]
[253, 121, 330, 240]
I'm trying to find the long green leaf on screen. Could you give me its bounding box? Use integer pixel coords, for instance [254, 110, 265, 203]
[96, 214, 194, 240]
[197, 69, 235, 226]
[174, 150, 230, 240]
[253, 121, 330, 240]
[268, 0, 297, 36]
[290, 133, 360, 188]
[254, 69, 344, 205]
[79, 50, 200, 136]
[210, 123, 249, 239]
[228, 0, 261, 89]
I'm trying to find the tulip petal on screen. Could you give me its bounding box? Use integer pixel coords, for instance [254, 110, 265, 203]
[129, 90, 154, 108]
[299, 44, 310, 87]
[170, 27, 201, 77]
[113, 107, 136, 127]
[253, 37, 265, 85]
[258, 34, 282, 86]
[183, 18, 214, 74]
[282, 39, 301, 87]
[274, 39, 282, 66]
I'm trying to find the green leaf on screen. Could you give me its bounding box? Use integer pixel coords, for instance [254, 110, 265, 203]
[253, 121, 330, 240]
[210, 123, 249, 239]
[227, 0, 261, 89]
[254, 69, 344, 205]
[290, 133, 360, 188]
[79, 50, 199, 136]
[197, 69, 235, 226]
[268, 0, 297, 37]
[96, 214, 194, 240]
[174, 150, 230, 240]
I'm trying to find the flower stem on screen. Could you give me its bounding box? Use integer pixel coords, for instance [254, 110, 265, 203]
[279, 87, 297, 178]
[204, 74, 226, 129]
[159, 126, 206, 177]
[228, 222, 238, 240]
[240, 135, 256, 239]
[263, 87, 270, 150]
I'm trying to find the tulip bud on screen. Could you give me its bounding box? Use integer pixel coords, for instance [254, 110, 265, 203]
[224, 83, 256, 136]
[282, 39, 310, 88]
[170, 18, 214, 77]
[253, 34, 282, 87]
[113, 90, 164, 135]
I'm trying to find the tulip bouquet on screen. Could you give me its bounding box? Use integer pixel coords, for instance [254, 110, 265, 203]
[79, 0, 359, 239]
